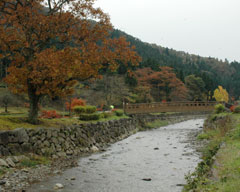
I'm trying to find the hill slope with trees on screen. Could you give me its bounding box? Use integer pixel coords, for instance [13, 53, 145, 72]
[111, 29, 240, 100]
[1, 24, 239, 110]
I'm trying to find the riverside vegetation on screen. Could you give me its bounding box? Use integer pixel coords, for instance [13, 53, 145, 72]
[184, 105, 240, 192]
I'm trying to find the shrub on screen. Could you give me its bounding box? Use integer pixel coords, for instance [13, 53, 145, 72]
[234, 106, 240, 113]
[40, 110, 62, 119]
[74, 105, 98, 121]
[79, 113, 101, 121]
[230, 105, 235, 112]
[85, 106, 96, 114]
[101, 112, 113, 118]
[97, 108, 102, 111]
[214, 104, 225, 114]
[74, 105, 96, 115]
[65, 98, 86, 111]
[73, 106, 86, 114]
[97, 104, 104, 111]
[114, 109, 124, 116]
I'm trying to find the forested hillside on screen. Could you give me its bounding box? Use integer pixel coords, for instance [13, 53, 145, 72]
[1, 27, 239, 108]
[111, 29, 240, 99]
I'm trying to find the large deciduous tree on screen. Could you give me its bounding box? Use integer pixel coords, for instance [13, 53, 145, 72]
[0, 0, 141, 123]
[135, 67, 188, 102]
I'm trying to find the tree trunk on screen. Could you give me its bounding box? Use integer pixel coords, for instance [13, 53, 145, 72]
[4, 104, 7, 113]
[28, 88, 40, 124]
[68, 98, 72, 117]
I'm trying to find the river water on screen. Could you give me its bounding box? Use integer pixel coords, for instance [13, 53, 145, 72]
[28, 118, 204, 192]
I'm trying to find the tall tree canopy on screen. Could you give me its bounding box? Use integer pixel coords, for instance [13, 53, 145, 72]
[135, 67, 188, 102]
[0, 0, 141, 123]
[185, 75, 206, 101]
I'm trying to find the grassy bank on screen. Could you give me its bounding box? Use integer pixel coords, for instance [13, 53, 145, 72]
[183, 113, 240, 192]
[0, 107, 129, 131]
[140, 119, 169, 131]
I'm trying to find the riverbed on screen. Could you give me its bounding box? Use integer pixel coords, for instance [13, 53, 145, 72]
[28, 118, 204, 192]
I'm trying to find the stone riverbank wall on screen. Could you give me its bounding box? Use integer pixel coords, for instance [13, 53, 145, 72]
[0, 112, 208, 158]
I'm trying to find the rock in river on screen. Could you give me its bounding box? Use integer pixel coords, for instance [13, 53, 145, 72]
[142, 178, 152, 181]
[54, 183, 64, 189]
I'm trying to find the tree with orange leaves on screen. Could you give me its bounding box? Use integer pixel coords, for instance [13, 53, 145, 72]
[134, 67, 154, 102]
[135, 67, 188, 101]
[0, 0, 141, 123]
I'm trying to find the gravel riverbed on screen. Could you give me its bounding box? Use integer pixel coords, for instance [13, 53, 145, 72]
[25, 119, 206, 192]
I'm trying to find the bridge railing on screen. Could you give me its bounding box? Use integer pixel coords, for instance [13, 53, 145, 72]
[123, 101, 222, 114]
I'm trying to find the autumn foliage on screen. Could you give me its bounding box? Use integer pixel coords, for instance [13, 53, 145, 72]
[40, 110, 62, 119]
[65, 98, 86, 111]
[213, 86, 229, 103]
[230, 105, 235, 112]
[134, 67, 188, 102]
[0, 0, 141, 123]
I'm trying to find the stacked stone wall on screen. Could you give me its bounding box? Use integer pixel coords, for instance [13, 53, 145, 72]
[0, 112, 207, 157]
[0, 118, 138, 157]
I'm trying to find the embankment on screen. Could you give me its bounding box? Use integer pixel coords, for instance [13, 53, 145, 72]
[0, 112, 206, 158]
[183, 113, 240, 192]
[0, 112, 207, 192]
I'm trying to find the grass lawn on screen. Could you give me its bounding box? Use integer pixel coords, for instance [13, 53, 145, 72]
[0, 107, 129, 131]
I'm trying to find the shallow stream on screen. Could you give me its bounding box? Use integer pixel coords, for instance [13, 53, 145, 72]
[28, 118, 204, 192]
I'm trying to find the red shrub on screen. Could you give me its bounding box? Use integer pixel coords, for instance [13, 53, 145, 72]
[230, 105, 235, 112]
[97, 104, 104, 111]
[40, 110, 62, 119]
[65, 98, 86, 111]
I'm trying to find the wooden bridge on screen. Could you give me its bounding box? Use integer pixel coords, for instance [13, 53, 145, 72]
[123, 101, 221, 114]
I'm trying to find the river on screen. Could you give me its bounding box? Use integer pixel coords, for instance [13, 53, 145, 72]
[28, 118, 204, 192]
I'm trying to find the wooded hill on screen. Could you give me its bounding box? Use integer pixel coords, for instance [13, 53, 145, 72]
[1, 27, 239, 108]
[111, 29, 240, 100]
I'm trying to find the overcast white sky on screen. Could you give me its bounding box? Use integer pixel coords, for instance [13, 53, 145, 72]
[95, 0, 240, 62]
